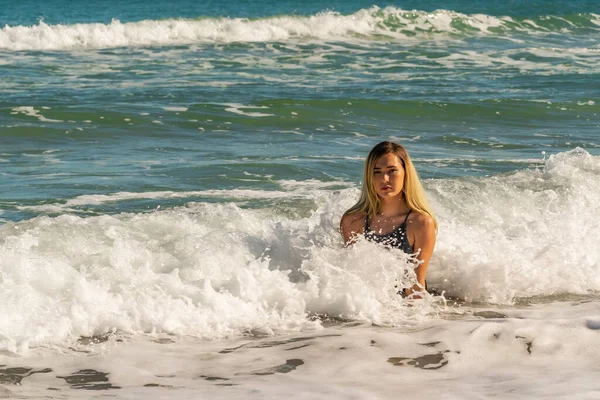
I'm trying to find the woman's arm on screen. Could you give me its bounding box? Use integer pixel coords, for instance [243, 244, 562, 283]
[405, 213, 437, 297]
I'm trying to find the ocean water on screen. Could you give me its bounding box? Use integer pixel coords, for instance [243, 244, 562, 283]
[1, 0, 600, 398]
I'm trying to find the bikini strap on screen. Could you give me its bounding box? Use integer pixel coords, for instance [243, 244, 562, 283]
[401, 210, 412, 226]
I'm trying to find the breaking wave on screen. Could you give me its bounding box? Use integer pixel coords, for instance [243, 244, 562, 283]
[1, 7, 599, 50]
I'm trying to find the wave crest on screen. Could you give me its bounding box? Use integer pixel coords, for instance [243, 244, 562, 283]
[1, 8, 599, 51]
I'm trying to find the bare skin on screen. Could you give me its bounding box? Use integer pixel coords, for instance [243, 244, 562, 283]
[340, 153, 436, 297]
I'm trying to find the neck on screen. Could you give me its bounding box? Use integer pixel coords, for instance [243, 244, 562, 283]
[378, 196, 410, 217]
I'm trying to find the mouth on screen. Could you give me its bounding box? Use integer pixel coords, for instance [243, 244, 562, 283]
[380, 185, 392, 191]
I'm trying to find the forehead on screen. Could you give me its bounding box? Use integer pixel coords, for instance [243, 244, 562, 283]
[374, 153, 402, 168]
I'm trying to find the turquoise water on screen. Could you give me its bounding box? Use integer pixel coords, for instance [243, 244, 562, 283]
[0, 0, 599, 223]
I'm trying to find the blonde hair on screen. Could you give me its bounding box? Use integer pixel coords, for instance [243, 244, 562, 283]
[343, 141, 438, 229]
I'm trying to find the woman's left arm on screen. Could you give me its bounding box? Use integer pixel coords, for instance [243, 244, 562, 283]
[406, 213, 437, 297]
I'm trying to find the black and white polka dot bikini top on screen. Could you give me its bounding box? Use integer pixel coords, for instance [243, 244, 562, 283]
[364, 210, 413, 254]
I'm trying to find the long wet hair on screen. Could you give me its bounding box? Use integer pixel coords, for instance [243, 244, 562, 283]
[343, 141, 437, 229]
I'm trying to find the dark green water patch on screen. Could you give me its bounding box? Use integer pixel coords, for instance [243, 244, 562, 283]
[219, 334, 342, 354]
[77, 333, 112, 346]
[0, 366, 52, 385]
[153, 338, 176, 344]
[244, 359, 304, 376]
[200, 375, 229, 381]
[419, 341, 441, 347]
[474, 311, 508, 319]
[388, 351, 451, 370]
[514, 292, 600, 306]
[58, 369, 120, 390]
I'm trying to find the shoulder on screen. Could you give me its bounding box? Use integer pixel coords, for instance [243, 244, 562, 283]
[407, 211, 436, 235]
[340, 211, 366, 232]
[340, 211, 367, 242]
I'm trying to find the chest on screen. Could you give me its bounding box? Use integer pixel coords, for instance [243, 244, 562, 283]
[366, 216, 407, 235]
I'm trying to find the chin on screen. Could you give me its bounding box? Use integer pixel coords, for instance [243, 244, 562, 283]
[378, 192, 401, 199]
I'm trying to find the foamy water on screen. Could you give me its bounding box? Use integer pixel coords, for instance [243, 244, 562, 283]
[1, 8, 600, 50]
[0, 192, 424, 352]
[1, 149, 599, 356]
[430, 148, 600, 303]
[3, 302, 600, 399]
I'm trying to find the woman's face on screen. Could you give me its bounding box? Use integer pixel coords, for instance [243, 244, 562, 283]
[373, 153, 405, 199]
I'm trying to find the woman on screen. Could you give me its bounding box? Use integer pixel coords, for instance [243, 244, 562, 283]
[340, 141, 437, 297]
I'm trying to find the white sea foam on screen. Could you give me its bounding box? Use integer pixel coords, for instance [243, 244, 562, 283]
[428, 148, 600, 303]
[1, 149, 599, 355]
[1, 8, 597, 51]
[16, 187, 331, 213]
[416, 157, 545, 164]
[0, 199, 424, 353]
[278, 179, 354, 191]
[11, 106, 63, 123]
[431, 47, 600, 76]
[4, 300, 600, 399]
[223, 103, 274, 117]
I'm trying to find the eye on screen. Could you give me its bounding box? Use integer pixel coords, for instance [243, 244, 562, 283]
[389, 169, 398, 174]
[373, 171, 382, 175]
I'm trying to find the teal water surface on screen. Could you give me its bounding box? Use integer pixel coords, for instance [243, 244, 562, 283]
[1, 0, 599, 222]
